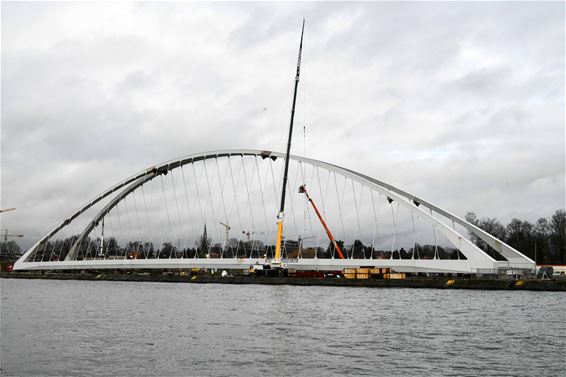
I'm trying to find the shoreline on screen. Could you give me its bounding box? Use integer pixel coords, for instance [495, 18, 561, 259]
[2, 272, 565, 291]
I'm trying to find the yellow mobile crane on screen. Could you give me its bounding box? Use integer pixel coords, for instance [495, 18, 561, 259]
[274, 19, 305, 266]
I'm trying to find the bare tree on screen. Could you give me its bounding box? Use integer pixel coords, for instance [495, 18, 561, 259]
[550, 209, 566, 264]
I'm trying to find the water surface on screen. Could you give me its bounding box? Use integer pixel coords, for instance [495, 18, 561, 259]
[1, 279, 564, 376]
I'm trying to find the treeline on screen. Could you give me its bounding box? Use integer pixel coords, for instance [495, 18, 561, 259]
[28, 234, 274, 261]
[15, 209, 566, 264]
[0, 241, 21, 256]
[323, 240, 463, 260]
[465, 209, 565, 264]
[27, 235, 461, 262]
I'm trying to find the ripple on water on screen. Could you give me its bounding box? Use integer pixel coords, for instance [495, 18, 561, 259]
[1, 279, 565, 377]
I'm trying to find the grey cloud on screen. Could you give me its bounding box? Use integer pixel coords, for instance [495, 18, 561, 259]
[1, 2, 564, 250]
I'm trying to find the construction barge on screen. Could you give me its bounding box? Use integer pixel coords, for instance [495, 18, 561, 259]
[2, 271, 565, 292]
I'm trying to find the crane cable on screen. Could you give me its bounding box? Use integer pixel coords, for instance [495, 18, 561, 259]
[302, 40, 308, 246]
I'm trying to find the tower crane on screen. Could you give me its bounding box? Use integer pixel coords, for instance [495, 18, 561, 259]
[242, 230, 265, 256]
[242, 230, 264, 241]
[219, 222, 231, 252]
[3, 229, 23, 243]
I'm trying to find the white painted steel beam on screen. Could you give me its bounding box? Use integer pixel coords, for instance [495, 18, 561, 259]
[16, 258, 511, 274]
[14, 149, 535, 273]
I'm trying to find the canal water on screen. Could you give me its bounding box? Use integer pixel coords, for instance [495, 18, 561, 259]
[1, 279, 564, 376]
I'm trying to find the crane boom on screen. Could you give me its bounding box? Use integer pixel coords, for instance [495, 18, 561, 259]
[274, 19, 305, 263]
[298, 185, 345, 259]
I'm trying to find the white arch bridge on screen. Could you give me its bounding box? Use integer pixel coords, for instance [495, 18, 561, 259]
[15, 150, 534, 274]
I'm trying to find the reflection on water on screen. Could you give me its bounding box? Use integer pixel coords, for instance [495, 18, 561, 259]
[1, 279, 564, 376]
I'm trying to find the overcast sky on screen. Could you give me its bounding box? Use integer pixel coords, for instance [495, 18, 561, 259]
[1, 1, 564, 250]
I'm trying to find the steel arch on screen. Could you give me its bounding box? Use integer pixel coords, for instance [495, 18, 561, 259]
[15, 149, 535, 273]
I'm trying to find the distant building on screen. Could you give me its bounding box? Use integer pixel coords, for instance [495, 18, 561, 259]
[283, 240, 299, 254]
